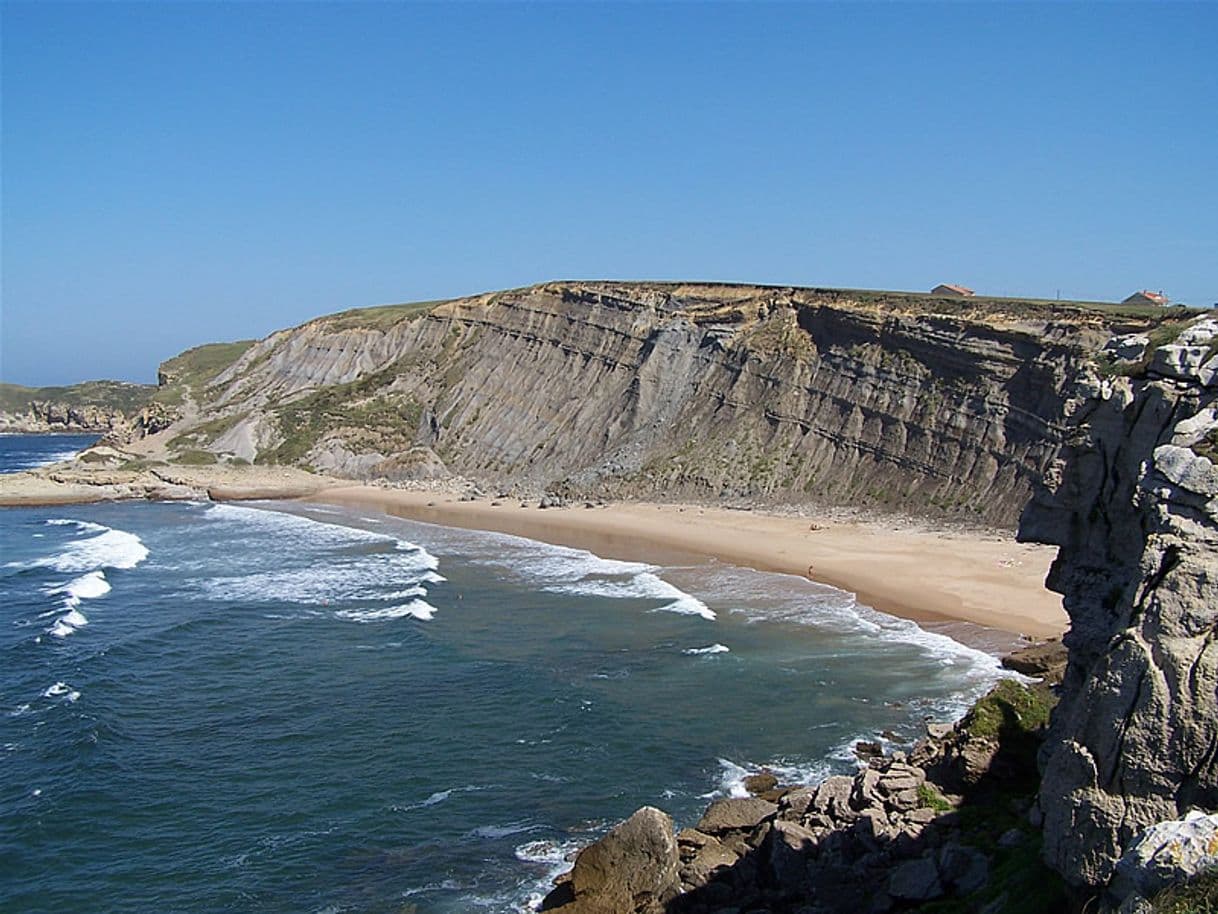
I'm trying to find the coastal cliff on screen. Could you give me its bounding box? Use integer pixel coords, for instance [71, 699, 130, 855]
[139, 282, 1173, 527]
[1019, 318, 1218, 894]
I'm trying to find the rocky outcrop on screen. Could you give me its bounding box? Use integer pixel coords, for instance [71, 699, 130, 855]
[1019, 315, 1218, 892]
[149, 282, 1155, 527]
[540, 680, 1060, 914]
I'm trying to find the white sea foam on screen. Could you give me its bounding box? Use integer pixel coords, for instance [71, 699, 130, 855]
[23, 519, 149, 573]
[399, 879, 466, 898]
[38, 569, 110, 639]
[673, 564, 1015, 714]
[683, 643, 730, 655]
[5, 447, 86, 471]
[706, 756, 833, 799]
[516, 837, 586, 910]
[49, 570, 112, 604]
[197, 505, 444, 622]
[48, 620, 77, 638]
[462, 530, 713, 619]
[469, 822, 541, 840]
[206, 503, 427, 555]
[334, 600, 437, 622]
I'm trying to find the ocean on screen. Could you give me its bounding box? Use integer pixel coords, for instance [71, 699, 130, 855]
[1, 434, 1019, 913]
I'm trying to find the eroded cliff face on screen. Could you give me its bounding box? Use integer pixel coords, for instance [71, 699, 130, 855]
[1019, 318, 1218, 890]
[154, 282, 1136, 526]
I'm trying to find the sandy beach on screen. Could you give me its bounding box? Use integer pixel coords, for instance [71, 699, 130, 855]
[310, 485, 1068, 639]
[0, 457, 1068, 639]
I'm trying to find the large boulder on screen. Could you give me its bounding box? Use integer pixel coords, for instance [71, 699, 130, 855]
[541, 806, 681, 914]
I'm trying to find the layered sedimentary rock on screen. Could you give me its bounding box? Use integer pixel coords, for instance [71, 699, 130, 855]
[1019, 318, 1218, 890]
[152, 282, 1136, 527]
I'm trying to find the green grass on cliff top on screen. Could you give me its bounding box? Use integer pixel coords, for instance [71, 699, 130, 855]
[154, 340, 256, 405]
[0, 380, 154, 414]
[315, 299, 444, 330]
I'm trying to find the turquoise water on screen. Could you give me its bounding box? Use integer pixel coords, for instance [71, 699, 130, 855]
[1, 439, 1019, 913]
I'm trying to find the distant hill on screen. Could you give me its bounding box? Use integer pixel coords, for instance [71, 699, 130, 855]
[0, 380, 156, 433]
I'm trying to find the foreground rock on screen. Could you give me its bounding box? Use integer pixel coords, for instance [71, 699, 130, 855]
[1020, 313, 1218, 892]
[540, 807, 681, 914]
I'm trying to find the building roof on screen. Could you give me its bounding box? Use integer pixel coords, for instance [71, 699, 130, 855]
[1130, 290, 1168, 303]
[933, 283, 975, 295]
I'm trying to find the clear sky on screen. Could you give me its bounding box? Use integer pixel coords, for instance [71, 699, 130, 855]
[2, 1, 1215, 386]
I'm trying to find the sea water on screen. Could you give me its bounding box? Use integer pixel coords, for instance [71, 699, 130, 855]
[0, 432, 99, 473]
[1, 437, 1021, 913]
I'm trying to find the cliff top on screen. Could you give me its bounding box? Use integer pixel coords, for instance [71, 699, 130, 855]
[302, 279, 1195, 336]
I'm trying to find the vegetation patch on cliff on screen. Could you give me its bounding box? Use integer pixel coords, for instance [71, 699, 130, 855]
[961, 679, 1053, 743]
[1095, 319, 1191, 378]
[257, 363, 421, 465]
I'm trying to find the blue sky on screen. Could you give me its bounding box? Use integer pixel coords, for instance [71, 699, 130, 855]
[3, 1, 1216, 385]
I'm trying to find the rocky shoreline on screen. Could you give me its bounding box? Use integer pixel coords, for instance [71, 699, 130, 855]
[539, 649, 1064, 914]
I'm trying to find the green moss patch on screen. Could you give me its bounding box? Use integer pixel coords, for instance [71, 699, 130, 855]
[962, 680, 1053, 742]
[917, 783, 954, 812]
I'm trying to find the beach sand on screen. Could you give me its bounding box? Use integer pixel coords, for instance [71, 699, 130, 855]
[0, 455, 1068, 639]
[310, 486, 1068, 639]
